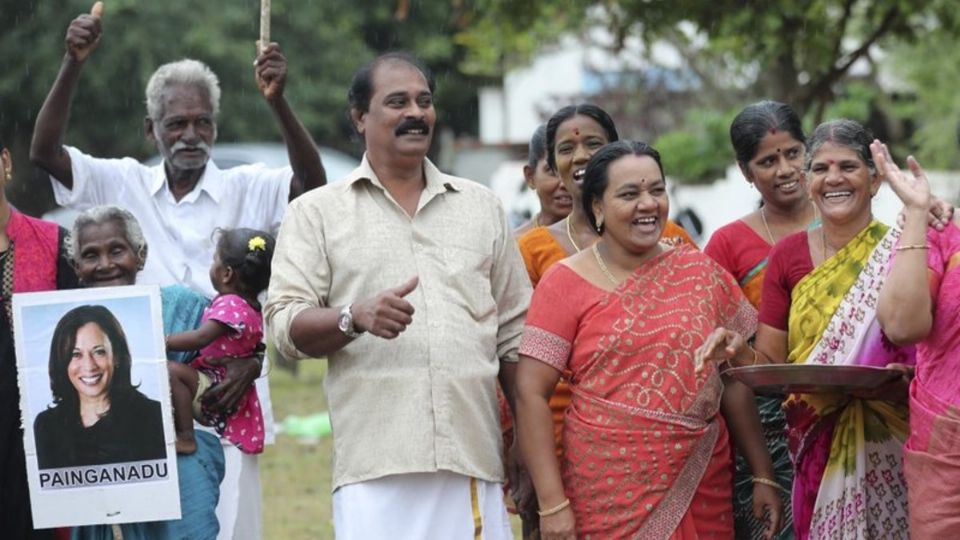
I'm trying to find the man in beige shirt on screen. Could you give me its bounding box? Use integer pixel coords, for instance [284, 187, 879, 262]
[264, 52, 531, 538]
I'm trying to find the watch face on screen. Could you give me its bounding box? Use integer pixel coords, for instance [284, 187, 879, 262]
[338, 312, 351, 332]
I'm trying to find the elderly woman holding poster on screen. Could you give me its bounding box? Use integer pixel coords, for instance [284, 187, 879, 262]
[67, 206, 224, 540]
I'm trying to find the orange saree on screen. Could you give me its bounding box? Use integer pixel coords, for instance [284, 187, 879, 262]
[520, 246, 755, 537]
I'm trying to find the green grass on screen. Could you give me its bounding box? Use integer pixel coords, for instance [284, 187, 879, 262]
[262, 360, 335, 539]
[262, 360, 522, 538]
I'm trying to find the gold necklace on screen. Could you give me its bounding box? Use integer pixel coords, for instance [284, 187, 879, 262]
[534, 213, 543, 228]
[762, 201, 819, 246]
[566, 216, 582, 253]
[592, 242, 619, 285]
[760, 206, 776, 244]
[820, 225, 836, 262]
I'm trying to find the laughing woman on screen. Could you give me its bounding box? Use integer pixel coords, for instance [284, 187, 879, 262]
[517, 141, 772, 539]
[697, 120, 925, 538]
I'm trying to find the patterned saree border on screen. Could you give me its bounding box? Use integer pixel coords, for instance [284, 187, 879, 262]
[634, 419, 720, 539]
[802, 225, 899, 367]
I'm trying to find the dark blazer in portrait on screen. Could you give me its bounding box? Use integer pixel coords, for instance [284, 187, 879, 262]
[33, 390, 166, 469]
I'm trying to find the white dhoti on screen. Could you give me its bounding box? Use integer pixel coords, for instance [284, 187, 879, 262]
[333, 471, 512, 539]
[215, 377, 273, 539]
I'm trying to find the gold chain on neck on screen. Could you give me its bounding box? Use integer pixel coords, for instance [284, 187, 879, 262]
[760, 206, 776, 245]
[592, 242, 619, 286]
[566, 216, 582, 253]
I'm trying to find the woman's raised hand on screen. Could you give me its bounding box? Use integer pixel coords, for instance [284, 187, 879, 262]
[694, 327, 749, 371]
[871, 140, 931, 213]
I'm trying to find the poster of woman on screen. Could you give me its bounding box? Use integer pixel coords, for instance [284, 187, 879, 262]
[14, 285, 180, 528]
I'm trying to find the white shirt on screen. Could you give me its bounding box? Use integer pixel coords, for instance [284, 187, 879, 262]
[53, 146, 292, 298]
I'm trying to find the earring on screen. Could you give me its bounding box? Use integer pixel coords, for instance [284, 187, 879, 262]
[596, 216, 604, 233]
[3, 169, 10, 183]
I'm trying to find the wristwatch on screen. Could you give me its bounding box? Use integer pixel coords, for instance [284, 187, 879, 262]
[337, 304, 363, 339]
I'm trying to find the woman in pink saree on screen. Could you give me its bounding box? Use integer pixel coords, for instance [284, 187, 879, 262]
[874, 147, 960, 537]
[516, 141, 780, 539]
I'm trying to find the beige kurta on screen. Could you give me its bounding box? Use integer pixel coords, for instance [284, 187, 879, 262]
[265, 155, 531, 490]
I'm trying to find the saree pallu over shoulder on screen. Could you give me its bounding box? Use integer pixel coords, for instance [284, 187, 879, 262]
[522, 247, 755, 538]
[783, 221, 912, 539]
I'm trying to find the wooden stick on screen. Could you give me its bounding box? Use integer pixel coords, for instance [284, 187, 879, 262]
[259, 0, 271, 52]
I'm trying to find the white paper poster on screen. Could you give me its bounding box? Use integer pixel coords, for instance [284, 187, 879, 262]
[14, 285, 180, 528]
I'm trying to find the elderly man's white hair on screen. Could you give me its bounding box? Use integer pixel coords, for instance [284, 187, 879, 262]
[145, 59, 221, 121]
[69, 205, 148, 269]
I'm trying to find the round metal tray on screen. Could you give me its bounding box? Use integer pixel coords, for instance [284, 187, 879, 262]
[727, 364, 903, 395]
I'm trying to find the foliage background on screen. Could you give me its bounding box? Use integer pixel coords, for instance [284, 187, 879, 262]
[0, 0, 490, 214]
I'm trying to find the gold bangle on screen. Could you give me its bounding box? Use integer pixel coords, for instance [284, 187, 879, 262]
[895, 244, 928, 251]
[537, 498, 571, 517]
[751, 476, 787, 493]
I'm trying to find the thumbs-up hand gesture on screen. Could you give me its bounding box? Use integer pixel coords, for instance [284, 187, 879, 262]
[353, 276, 419, 339]
[66, 2, 104, 62]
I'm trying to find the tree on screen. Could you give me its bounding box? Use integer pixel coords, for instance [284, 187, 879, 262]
[0, 0, 491, 214]
[888, 26, 960, 169]
[463, 0, 959, 121]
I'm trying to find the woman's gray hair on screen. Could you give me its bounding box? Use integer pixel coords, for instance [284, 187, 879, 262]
[68, 206, 148, 267]
[805, 119, 876, 174]
[145, 59, 221, 121]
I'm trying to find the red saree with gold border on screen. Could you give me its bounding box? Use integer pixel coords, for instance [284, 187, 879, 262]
[520, 246, 756, 538]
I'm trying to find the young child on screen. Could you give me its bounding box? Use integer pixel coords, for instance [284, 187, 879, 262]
[166, 228, 274, 455]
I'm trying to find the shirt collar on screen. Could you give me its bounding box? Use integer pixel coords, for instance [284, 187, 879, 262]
[149, 158, 224, 204]
[346, 153, 460, 195]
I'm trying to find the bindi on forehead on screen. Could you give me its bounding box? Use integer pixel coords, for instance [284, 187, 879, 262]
[769, 128, 778, 135]
[573, 128, 580, 136]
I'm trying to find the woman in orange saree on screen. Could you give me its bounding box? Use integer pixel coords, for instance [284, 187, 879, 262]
[517, 141, 776, 539]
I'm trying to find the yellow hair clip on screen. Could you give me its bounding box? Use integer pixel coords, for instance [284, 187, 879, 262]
[248, 236, 267, 252]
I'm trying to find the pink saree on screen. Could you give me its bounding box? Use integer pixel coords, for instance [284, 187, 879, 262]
[520, 246, 757, 538]
[903, 222, 960, 537]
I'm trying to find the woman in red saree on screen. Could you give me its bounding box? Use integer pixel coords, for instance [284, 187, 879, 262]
[517, 141, 778, 539]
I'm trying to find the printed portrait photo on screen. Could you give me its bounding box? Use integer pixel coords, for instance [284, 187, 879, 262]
[14, 286, 180, 527]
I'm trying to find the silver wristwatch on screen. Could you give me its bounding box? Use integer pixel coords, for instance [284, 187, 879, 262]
[337, 304, 363, 339]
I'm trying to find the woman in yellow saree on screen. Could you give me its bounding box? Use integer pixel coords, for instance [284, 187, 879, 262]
[697, 119, 942, 539]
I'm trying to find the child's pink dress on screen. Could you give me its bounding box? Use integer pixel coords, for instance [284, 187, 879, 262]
[192, 293, 265, 454]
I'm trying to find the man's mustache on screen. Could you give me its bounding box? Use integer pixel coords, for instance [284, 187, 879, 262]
[395, 119, 430, 136]
[170, 140, 211, 155]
